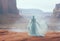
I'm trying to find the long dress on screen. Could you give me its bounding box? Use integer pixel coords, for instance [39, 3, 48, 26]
[28, 16, 48, 36]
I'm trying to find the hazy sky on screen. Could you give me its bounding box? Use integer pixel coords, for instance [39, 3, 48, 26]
[16, 0, 60, 12]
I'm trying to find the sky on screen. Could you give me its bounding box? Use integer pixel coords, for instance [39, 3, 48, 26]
[16, 0, 60, 12]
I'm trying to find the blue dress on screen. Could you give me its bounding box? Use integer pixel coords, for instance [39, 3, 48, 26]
[28, 16, 48, 36]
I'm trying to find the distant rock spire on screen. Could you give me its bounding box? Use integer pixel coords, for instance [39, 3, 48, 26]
[56, 3, 60, 9]
[53, 3, 60, 18]
[48, 3, 60, 31]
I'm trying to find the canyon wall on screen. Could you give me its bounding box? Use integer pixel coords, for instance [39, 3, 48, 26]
[0, 0, 20, 24]
[48, 3, 60, 31]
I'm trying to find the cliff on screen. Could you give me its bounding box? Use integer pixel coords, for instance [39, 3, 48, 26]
[48, 3, 60, 31]
[53, 3, 60, 18]
[0, 0, 20, 24]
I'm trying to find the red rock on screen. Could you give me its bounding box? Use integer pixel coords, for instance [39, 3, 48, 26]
[0, 30, 60, 41]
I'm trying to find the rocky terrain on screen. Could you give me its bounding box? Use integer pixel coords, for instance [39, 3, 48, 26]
[0, 30, 60, 41]
[48, 3, 60, 31]
[0, 13, 29, 29]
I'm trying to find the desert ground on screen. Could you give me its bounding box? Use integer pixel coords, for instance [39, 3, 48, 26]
[0, 30, 60, 41]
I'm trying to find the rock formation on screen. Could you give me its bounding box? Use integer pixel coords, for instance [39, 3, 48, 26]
[48, 3, 60, 31]
[0, 0, 20, 24]
[53, 4, 60, 18]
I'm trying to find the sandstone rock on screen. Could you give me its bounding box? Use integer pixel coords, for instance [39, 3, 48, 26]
[48, 3, 60, 31]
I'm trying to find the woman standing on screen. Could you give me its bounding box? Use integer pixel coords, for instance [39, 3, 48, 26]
[28, 16, 48, 36]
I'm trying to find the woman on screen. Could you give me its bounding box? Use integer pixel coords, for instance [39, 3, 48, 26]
[28, 16, 48, 36]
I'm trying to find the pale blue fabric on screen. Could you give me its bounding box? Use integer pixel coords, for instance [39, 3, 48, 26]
[28, 16, 48, 36]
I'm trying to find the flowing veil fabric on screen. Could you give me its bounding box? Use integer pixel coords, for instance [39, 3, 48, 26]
[28, 16, 48, 36]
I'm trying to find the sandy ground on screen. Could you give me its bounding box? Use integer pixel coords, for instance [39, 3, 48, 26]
[0, 30, 60, 41]
[0, 30, 28, 41]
